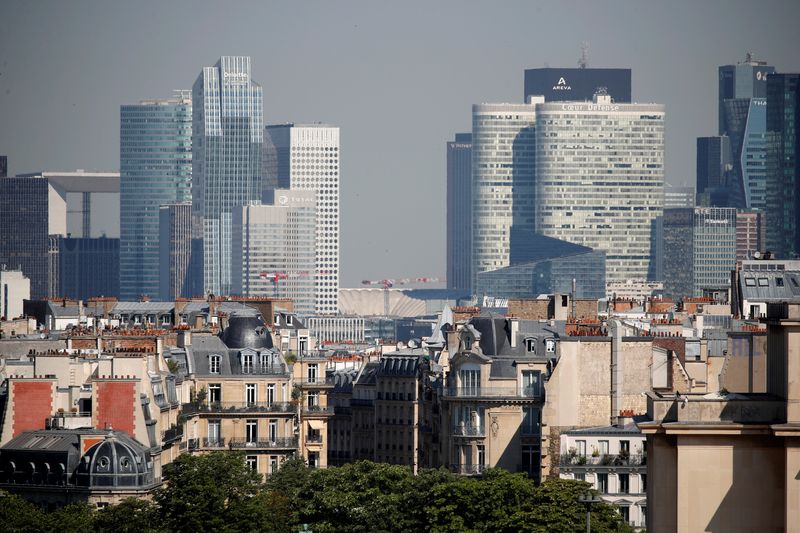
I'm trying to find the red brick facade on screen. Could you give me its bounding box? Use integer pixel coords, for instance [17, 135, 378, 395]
[11, 381, 54, 437]
[95, 381, 136, 437]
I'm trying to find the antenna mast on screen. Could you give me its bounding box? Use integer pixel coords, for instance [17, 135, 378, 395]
[579, 42, 589, 69]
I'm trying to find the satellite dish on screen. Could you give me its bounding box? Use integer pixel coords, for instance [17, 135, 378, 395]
[396, 341, 405, 350]
[753, 251, 762, 259]
[408, 339, 418, 349]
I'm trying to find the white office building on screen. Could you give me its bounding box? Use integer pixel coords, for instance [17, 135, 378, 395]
[264, 124, 340, 315]
[535, 93, 665, 285]
[470, 99, 542, 293]
[231, 190, 317, 316]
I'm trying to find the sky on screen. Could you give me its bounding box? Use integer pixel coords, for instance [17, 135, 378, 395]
[1, 0, 798, 288]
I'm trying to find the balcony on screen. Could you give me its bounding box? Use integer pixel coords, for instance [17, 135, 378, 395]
[302, 405, 334, 416]
[350, 398, 374, 407]
[228, 437, 298, 449]
[162, 425, 184, 444]
[451, 425, 485, 437]
[306, 434, 323, 444]
[450, 464, 488, 475]
[202, 437, 227, 449]
[559, 453, 646, 468]
[237, 365, 290, 376]
[442, 387, 543, 400]
[298, 376, 335, 388]
[182, 402, 295, 415]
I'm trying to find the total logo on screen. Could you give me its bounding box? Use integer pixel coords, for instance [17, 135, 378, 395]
[552, 77, 572, 91]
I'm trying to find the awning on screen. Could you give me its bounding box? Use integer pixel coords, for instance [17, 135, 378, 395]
[308, 419, 325, 430]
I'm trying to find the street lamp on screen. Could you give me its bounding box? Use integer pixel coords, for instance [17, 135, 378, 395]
[577, 491, 603, 533]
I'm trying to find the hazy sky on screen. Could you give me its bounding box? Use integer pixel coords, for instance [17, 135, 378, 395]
[1, 0, 798, 287]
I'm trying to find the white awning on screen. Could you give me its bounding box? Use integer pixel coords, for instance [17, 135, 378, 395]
[308, 419, 325, 430]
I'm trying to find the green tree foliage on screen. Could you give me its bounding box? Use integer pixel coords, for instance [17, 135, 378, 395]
[0, 456, 634, 533]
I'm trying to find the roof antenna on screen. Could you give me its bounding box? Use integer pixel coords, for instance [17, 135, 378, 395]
[579, 42, 589, 69]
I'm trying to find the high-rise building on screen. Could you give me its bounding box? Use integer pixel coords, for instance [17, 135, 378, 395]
[664, 185, 695, 209]
[765, 73, 800, 258]
[58, 236, 119, 300]
[159, 203, 193, 301]
[231, 190, 317, 316]
[263, 124, 339, 314]
[0, 171, 119, 299]
[718, 56, 775, 209]
[446, 133, 472, 292]
[662, 208, 695, 300]
[470, 100, 541, 293]
[735, 210, 765, 261]
[0, 156, 7, 178]
[534, 93, 665, 285]
[693, 207, 737, 295]
[696, 135, 733, 206]
[120, 94, 192, 301]
[0, 268, 30, 320]
[192, 57, 264, 296]
[524, 67, 631, 103]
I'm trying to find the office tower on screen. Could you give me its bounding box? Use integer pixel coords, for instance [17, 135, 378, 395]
[535, 92, 665, 285]
[0, 171, 119, 299]
[0, 156, 6, 177]
[693, 207, 737, 295]
[470, 100, 541, 293]
[765, 73, 800, 258]
[736, 210, 765, 261]
[662, 208, 695, 299]
[446, 133, 472, 292]
[231, 190, 317, 316]
[193, 57, 264, 296]
[159, 203, 193, 301]
[664, 185, 696, 209]
[120, 94, 192, 301]
[696, 136, 733, 206]
[524, 67, 631, 103]
[264, 124, 339, 314]
[0, 268, 30, 321]
[58, 236, 119, 299]
[718, 56, 775, 209]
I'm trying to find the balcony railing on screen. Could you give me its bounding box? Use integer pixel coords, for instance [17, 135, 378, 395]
[451, 425, 485, 437]
[182, 402, 295, 415]
[442, 387, 543, 399]
[202, 437, 227, 449]
[450, 464, 488, 475]
[237, 365, 289, 376]
[228, 437, 298, 449]
[298, 376, 336, 387]
[559, 453, 646, 467]
[162, 425, 183, 444]
[350, 398, 374, 407]
[306, 435, 323, 444]
[302, 405, 334, 415]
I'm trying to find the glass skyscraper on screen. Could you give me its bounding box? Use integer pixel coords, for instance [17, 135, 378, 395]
[693, 207, 737, 295]
[446, 133, 472, 292]
[120, 94, 192, 301]
[193, 57, 264, 296]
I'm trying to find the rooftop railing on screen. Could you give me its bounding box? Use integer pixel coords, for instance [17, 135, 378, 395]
[442, 387, 543, 399]
[182, 401, 295, 415]
[228, 437, 298, 449]
[559, 453, 646, 467]
[451, 425, 485, 437]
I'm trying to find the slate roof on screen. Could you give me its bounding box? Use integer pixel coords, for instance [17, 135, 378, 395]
[740, 270, 800, 301]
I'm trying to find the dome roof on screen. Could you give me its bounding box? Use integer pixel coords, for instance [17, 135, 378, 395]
[76, 433, 154, 488]
[220, 313, 273, 349]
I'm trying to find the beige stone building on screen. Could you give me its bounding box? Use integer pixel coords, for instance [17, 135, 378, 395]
[639, 300, 800, 532]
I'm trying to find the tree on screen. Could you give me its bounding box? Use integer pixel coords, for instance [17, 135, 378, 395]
[93, 498, 161, 533]
[154, 451, 262, 532]
[47, 502, 95, 533]
[0, 490, 47, 533]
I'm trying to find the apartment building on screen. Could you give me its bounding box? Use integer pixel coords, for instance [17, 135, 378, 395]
[292, 345, 333, 469]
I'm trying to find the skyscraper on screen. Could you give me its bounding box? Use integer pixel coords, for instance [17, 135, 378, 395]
[231, 190, 317, 316]
[120, 94, 192, 301]
[662, 208, 695, 300]
[765, 73, 800, 258]
[0, 156, 7, 178]
[470, 100, 541, 293]
[159, 203, 193, 301]
[693, 207, 737, 295]
[718, 55, 775, 209]
[193, 57, 264, 296]
[524, 67, 631, 103]
[263, 124, 339, 315]
[446, 133, 472, 292]
[535, 93, 665, 285]
[696, 135, 733, 206]
[59, 236, 119, 300]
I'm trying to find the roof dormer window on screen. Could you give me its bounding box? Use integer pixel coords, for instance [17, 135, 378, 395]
[209, 354, 221, 374]
[242, 353, 254, 374]
[525, 338, 536, 354]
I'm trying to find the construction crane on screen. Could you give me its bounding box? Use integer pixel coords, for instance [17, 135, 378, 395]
[360, 277, 441, 316]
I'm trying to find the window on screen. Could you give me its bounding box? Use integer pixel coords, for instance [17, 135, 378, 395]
[459, 369, 480, 395]
[640, 505, 647, 528]
[576, 440, 586, 457]
[299, 336, 308, 356]
[522, 406, 541, 436]
[521, 446, 538, 478]
[246, 384, 257, 406]
[260, 353, 269, 373]
[618, 506, 629, 523]
[522, 371, 541, 397]
[596, 473, 608, 493]
[525, 338, 536, 353]
[287, 314, 293, 326]
[545, 339, 556, 353]
[307, 364, 318, 384]
[744, 277, 756, 287]
[477, 445, 485, 467]
[620, 440, 630, 454]
[209, 355, 220, 374]
[619, 473, 629, 494]
[776, 277, 784, 287]
[574, 472, 585, 481]
[308, 452, 319, 469]
[242, 354, 254, 374]
[245, 455, 258, 471]
[208, 384, 221, 405]
[208, 420, 221, 445]
[758, 278, 769, 287]
[307, 391, 319, 409]
[641, 473, 647, 492]
[269, 420, 278, 442]
[266, 384, 275, 406]
[599, 440, 609, 455]
[246, 420, 258, 443]
[270, 456, 278, 474]
[274, 314, 280, 326]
